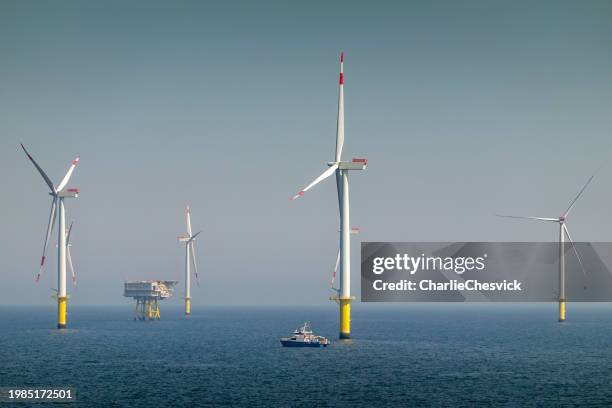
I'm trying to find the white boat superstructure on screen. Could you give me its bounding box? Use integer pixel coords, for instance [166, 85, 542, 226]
[280, 322, 330, 347]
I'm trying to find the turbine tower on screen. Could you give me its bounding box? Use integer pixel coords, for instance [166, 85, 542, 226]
[498, 172, 596, 322]
[177, 205, 200, 316]
[291, 53, 367, 339]
[21, 144, 80, 329]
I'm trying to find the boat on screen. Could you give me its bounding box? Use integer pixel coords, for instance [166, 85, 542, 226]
[280, 322, 330, 347]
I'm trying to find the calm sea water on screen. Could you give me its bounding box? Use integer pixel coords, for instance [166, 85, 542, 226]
[1, 304, 612, 407]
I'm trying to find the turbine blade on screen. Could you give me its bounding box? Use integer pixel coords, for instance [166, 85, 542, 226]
[21, 144, 56, 193]
[190, 241, 199, 286]
[37, 198, 57, 283]
[55, 156, 80, 192]
[563, 224, 587, 280]
[185, 205, 192, 236]
[334, 52, 345, 162]
[564, 170, 598, 217]
[291, 164, 339, 200]
[331, 247, 340, 290]
[189, 231, 201, 242]
[496, 214, 558, 222]
[67, 246, 76, 287]
[66, 221, 74, 245]
[336, 171, 343, 214]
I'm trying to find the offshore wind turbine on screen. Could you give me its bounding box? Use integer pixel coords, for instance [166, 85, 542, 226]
[291, 53, 367, 339]
[177, 205, 200, 316]
[498, 172, 596, 322]
[21, 144, 80, 329]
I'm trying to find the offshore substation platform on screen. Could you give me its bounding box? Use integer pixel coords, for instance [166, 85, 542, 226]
[123, 280, 178, 320]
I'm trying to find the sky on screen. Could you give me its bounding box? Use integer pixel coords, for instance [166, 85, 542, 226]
[1, 0, 612, 306]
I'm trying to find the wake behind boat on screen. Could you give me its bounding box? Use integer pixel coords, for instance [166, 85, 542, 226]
[280, 322, 330, 347]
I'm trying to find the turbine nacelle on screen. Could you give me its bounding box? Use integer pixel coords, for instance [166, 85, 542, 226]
[54, 188, 80, 198]
[326, 158, 368, 170]
[340, 158, 368, 170]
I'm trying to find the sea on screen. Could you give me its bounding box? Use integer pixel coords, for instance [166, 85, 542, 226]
[1, 303, 612, 407]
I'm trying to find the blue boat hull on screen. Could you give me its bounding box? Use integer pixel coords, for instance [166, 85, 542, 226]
[280, 340, 327, 348]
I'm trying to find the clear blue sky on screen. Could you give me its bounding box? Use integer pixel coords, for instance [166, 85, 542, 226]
[1, 0, 612, 305]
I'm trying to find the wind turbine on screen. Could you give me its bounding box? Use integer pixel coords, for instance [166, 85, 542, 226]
[21, 144, 80, 329]
[291, 53, 367, 339]
[177, 205, 200, 316]
[498, 172, 596, 322]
